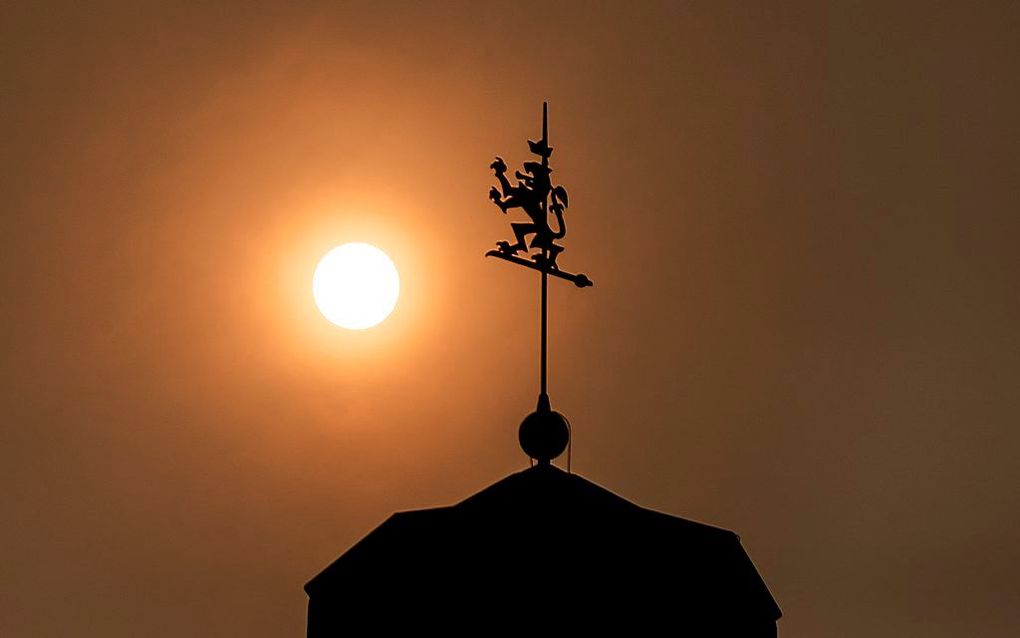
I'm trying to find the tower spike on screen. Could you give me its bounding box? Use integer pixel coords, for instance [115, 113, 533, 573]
[483, 102, 592, 464]
[542, 102, 548, 164]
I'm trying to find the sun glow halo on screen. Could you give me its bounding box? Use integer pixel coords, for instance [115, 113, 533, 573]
[312, 243, 400, 330]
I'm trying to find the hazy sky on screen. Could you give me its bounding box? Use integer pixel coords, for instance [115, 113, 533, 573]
[2, 2, 1018, 636]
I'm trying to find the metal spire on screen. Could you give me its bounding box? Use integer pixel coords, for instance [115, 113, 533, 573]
[485, 103, 593, 464]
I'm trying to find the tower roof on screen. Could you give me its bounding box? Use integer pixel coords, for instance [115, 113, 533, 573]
[305, 465, 781, 631]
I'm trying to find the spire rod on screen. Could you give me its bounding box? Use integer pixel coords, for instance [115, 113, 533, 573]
[484, 102, 592, 463]
[541, 102, 548, 166]
[539, 102, 549, 407]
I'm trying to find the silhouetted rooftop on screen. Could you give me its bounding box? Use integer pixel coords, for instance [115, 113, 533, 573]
[306, 464, 781, 634]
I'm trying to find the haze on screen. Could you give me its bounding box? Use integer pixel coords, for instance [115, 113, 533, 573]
[2, 2, 1018, 636]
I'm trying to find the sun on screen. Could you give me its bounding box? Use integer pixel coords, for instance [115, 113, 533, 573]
[312, 243, 400, 330]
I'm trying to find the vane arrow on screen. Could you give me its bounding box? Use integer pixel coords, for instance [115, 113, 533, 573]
[484, 249, 593, 288]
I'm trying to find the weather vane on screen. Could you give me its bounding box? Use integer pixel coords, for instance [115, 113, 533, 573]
[486, 102, 592, 467]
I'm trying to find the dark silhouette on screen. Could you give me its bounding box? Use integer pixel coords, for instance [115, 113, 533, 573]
[489, 157, 569, 267]
[486, 104, 592, 469]
[305, 464, 782, 633]
[485, 102, 591, 284]
[305, 104, 780, 634]
[486, 249, 593, 287]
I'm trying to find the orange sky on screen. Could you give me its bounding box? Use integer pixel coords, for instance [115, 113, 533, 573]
[2, 2, 1019, 636]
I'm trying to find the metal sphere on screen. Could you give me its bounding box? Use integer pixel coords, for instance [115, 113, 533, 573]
[519, 409, 570, 462]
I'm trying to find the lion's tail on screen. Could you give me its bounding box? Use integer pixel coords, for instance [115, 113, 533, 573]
[550, 186, 569, 239]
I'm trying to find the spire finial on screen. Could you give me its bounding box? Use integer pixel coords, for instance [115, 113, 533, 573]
[485, 103, 592, 465]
